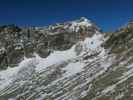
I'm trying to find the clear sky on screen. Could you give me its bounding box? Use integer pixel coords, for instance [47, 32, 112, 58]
[0, 0, 133, 31]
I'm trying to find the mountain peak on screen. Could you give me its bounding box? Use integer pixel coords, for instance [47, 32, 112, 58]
[68, 17, 94, 33]
[79, 17, 90, 22]
[73, 17, 92, 25]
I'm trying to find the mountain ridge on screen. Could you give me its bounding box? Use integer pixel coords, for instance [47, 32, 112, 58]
[0, 17, 133, 100]
[0, 17, 100, 69]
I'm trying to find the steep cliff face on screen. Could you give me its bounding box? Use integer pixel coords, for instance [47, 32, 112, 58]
[0, 18, 133, 100]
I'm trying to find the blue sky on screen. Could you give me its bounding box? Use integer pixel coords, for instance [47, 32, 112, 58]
[0, 0, 133, 31]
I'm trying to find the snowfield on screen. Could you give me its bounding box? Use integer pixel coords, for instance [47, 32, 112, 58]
[0, 32, 113, 100]
[0, 33, 103, 90]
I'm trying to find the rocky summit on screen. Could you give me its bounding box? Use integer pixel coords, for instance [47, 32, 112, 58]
[0, 17, 133, 100]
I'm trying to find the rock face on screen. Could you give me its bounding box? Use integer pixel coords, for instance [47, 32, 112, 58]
[0, 17, 99, 69]
[0, 18, 133, 100]
[81, 21, 133, 100]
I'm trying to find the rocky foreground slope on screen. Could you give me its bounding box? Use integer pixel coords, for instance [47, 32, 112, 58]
[0, 17, 133, 100]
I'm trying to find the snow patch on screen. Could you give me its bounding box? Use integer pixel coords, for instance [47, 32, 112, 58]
[63, 62, 84, 77]
[83, 34, 103, 50]
[69, 18, 92, 32]
[35, 45, 76, 72]
[0, 57, 39, 90]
